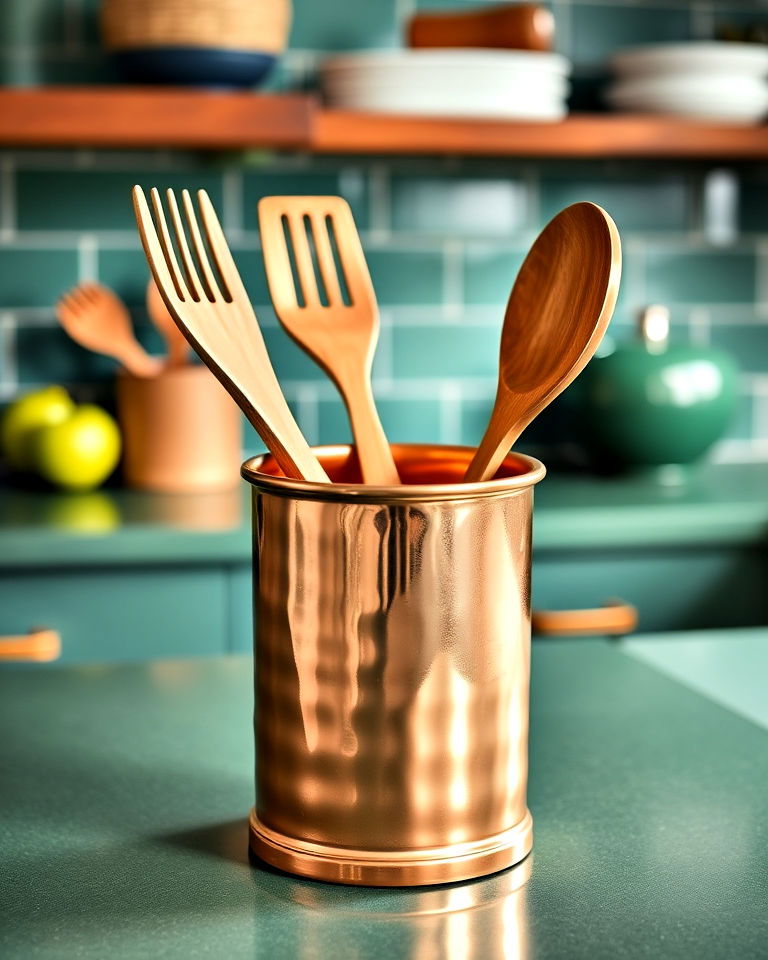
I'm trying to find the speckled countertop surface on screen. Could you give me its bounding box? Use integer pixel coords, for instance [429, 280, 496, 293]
[2, 632, 767, 959]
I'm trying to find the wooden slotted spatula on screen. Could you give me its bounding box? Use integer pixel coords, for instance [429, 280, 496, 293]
[259, 196, 400, 486]
[132, 186, 329, 484]
[464, 202, 621, 483]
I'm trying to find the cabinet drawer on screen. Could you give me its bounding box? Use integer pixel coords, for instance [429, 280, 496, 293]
[533, 546, 768, 634]
[0, 567, 227, 664]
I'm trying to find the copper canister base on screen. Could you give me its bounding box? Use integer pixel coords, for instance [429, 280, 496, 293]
[249, 808, 533, 887]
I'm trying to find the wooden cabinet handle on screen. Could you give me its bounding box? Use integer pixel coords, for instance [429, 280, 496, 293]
[0, 629, 61, 662]
[532, 601, 638, 637]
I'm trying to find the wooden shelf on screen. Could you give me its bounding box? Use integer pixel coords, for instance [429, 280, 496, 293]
[1, 87, 768, 159]
[313, 110, 768, 159]
[0, 87, 311, 149]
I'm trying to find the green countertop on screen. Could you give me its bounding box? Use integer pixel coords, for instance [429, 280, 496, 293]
[2, 460, 768, 568]
[3, 633, 768, 958]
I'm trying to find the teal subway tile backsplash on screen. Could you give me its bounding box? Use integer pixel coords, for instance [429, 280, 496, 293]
[391, 175, 528, 237]
[392, 323, 499, 379]
[710, 324, 768, 375]
[16, 169, 224, 232]
[645, 250, 756, 305]
[316, 395, 444, 446]
[1, 0, 768, 464]
[289, 0, 398, 51]
[539, 175, 691, 234]
[16, 325, 115, 384]
[241, 170, 368, 231]
[462, 246, 527, 305]
[97, 246, 151, 306]
[571, 4, 691, 67]
[0, 248, 78, 307]
[365, 249, 444, 305]
[261, 325, 332, 383]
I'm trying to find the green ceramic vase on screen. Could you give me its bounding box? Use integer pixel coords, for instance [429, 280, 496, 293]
[581, 306, 738, 471]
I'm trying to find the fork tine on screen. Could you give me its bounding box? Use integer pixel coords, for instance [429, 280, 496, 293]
[308, 212, 343, 306]
[197, 189, 250, 303]
[149, 188, 188, 302]
[56, 292, 78, 316]
[166, 189, 206, 302]
[285, 212, 320, 309]
[181, 189, 223, 302]
[133, 185, 185, 306]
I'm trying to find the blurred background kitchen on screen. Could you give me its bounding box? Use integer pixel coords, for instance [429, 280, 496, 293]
[2, 0, 768, 664]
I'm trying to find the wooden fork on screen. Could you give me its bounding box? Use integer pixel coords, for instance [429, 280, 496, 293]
[259, 196, 400, 485]
[56, 283, 162, 378]
[132, 186, 329, 484]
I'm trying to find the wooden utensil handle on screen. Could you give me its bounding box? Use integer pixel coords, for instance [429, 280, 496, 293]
[344, 375, 400, 485]
[0, 629, 61, 662]
[532, 601, 638, 637]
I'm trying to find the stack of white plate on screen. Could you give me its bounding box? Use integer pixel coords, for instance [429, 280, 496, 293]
[320, 50, 571, 120]
[607, 43, 768, 123]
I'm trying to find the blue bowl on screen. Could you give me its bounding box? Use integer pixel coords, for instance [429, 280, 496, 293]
[112, 46, 277, 89]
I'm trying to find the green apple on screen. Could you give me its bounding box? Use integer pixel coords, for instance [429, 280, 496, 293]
[33, 405, 121, 491]
[0, 385, 75, 470]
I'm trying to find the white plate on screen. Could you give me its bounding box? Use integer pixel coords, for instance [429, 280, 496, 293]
[323, 85, 567, 120]
[610, 42, 768, 78]
[322, 73, 570, 101]
[609, 73, 767, 103]
[605, 85, 768, 123]
[321, 49, 571, 77]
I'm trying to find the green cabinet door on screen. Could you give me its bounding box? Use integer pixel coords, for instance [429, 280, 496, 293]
[0, 566, 228, 664]
[533, 546, 768, 633]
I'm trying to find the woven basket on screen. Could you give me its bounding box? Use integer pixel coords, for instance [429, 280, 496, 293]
[101, 0, 291, 55]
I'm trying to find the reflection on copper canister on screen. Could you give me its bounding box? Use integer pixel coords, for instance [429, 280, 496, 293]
[242, 444, 546, 886]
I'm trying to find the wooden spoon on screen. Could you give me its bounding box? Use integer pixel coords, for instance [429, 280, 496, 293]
[56, 283, 162, 378]
[147, 277, 189, 367]
[464, 202, 621, 483]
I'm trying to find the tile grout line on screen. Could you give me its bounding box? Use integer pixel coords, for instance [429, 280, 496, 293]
[442, 239, 463, 323]
[376, 309, 395, 383]
[0, 311, 18, 399]
[438, 381, 463, 445]
[368, 165, 391, 241]
[222, 168, 244, 236]
[754, 239, 768, 306]
[296, 384, 320, 446]
[78, 235, 98, 283]
[688, 307, 710, 347]
[0, 155, 16, 241]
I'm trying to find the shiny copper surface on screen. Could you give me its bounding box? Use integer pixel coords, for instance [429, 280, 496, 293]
[242, 444, 545, 886]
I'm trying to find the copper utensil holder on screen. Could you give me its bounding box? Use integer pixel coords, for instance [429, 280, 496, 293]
[117, 365, 241, 492]
[241, 443, 546, 887]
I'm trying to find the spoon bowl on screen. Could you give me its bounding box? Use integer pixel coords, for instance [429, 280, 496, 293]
[464, 202, 621, 482]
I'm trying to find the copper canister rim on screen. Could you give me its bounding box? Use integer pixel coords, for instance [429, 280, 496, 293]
[241, 443, 546, 503]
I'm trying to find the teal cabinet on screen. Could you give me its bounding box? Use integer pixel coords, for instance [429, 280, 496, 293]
[2, 463, 768, 663]
[0, 567, 229, 663]
[533, 546, 768, 634]
[228, 565, 254, 654]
